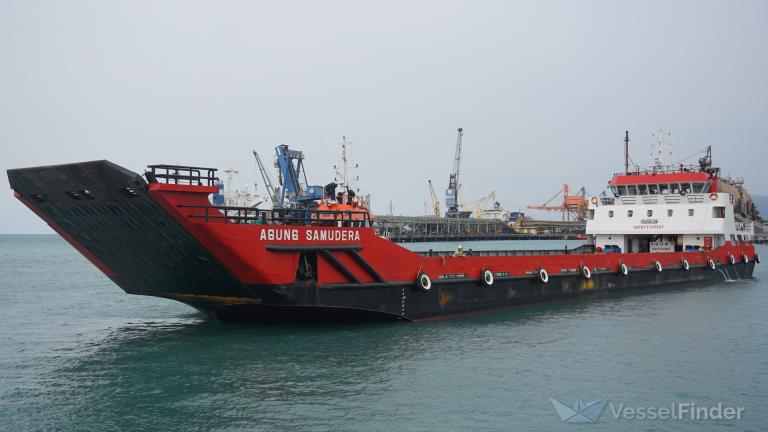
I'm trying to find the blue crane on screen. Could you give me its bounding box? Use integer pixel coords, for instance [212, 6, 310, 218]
[274, 145, 323, 207]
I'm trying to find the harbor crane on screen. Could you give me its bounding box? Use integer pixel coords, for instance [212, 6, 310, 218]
[446, 128, 470, 218]
[428, 179, 441, 217]
[253, 150, 279, 206]
[460, 191, 496, 219]
[528, 184, 588, 222]
[252, 146, 323, 208]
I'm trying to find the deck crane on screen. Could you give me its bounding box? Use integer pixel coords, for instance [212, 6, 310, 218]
[252, 150, 279, 206]
[428, 179, 441, 217]
[527, 184, 588, 222]
[252, 146, 324, 208]
[445, 128, 465, 218]
[273, 145, 324, 207]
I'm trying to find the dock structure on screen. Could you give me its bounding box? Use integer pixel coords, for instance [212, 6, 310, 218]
[373, 215, 584, 242]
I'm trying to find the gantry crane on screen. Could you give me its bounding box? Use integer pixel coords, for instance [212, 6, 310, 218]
[428, 179, 441, 217]
[527, 184, 588, 222]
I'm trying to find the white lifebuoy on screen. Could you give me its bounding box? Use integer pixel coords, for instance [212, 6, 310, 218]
[709, 192, 718, 201]
[538, 268, 549, 284]
[654, 261, 663, 273]
[581, 265, 592, 279]
[417, 273, 432, 292]
[481, 269, 494, 286]
[728, 254, 736, 265]
[590, 196, 598, 205]
[619, 262, 629, 276]
[708, 259, 716, 270]
[742, 253, 749, 264]
[681, 259, 690, 271]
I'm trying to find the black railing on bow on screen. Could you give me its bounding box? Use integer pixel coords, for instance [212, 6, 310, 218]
[179, 205, 372, 227]
[145, 165, 219, 187]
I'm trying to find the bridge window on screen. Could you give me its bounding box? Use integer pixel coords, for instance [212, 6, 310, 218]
[617, 185, 627, 196]
[610, 185, 618, 197]
[659, 184, 670, 195]
[670, 183, 681, 194]
[713, 206, 725, 218]
[627, 185, 638, 195]
[692, 183, 706, 193]
[681, 183, 692, 194]
[648, 184, 659, 194]
[638, 184, 648, 195]
[668, 209, 673, 217]
[647, 209, 653, 217]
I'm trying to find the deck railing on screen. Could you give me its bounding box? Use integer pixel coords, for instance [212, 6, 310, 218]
[180, 205, 372, 227]
[145, 165, 219, 187]
[414, 244, 596, 257]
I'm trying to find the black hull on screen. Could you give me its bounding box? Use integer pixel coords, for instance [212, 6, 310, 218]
[179, 262, 754, 323]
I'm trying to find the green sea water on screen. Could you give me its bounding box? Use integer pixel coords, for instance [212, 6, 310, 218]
[0, 235, 766, 431]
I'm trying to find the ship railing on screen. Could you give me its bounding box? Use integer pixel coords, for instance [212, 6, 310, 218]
[415, 244, 596, 257]
[180, 205, 372, 227]
[606, 193, 706, 205]
[145, 165, 219, 187]
[612, 163, 703, 177]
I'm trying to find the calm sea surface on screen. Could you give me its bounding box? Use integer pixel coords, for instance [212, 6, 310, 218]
[0, 235, 766, 431]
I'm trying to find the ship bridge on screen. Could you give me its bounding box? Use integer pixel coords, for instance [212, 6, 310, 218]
[587, 167, 753, 254]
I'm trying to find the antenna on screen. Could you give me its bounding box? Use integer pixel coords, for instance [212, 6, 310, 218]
[334, 136, 360, 201]
[651, 129, 671, 169]
[624, 131, 630, 175]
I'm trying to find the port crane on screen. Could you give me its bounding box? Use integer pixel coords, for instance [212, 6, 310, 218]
[460, 191, 497, 219]
[428, 179, 440, 217]
[528, 184, 588, 222]
[252, 146, 324, 208]
[253, 150, 279, 206]
[445, 128, 466, 218]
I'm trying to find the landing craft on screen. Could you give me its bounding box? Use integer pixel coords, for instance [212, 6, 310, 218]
[7, 133, 759, 322]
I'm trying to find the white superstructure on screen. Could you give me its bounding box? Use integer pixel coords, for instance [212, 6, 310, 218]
[586, 144, 755, 254]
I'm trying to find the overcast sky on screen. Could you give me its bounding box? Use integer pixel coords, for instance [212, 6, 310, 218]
[1, 0, 766, 234]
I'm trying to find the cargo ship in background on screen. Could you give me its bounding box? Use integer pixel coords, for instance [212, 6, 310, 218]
[7, 132, 760, 322]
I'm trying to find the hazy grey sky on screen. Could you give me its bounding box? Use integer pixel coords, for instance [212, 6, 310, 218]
[2, 0, 766, 233]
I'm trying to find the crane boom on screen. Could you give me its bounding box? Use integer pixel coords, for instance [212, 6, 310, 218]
[428, 179, 440, 217]
[445, 128, 464, 217]
[253, 150, 279, 206]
